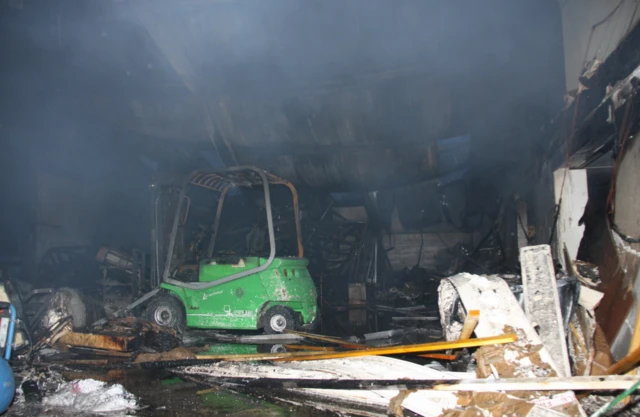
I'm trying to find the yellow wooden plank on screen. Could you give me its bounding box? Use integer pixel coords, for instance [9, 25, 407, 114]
[274, 333, 517, 362]
[417, 353, 457, 361]
[607, 344, 640, 376]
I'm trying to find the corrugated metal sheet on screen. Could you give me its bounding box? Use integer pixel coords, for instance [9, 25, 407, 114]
[383, 232, 472, 271]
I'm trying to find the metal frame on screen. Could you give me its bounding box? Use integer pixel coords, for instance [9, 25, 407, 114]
[92, 166, 302, 325]
[189, 167, 303, 258]
[162, 166, 302, 291]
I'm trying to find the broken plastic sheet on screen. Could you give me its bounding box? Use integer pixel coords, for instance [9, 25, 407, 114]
[42, 379, 138, 415]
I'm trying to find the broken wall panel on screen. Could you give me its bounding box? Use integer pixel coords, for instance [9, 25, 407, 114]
[553, 168, 588, 271]
[591, 132, 640, 353]
[609, 234, 640, 360]
[520, 245, 571, 377]
[516, 199, 529, 249]
[609, 132, 640, 360]
[592, 221, 636, 347]
[614, 133, 640, 239]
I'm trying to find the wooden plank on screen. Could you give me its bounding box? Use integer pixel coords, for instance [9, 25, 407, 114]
[260, 345, 454, 359]
[459, 310, 480, 340]
[417, 353, 456, 361]
[520, 245, 571, 377]
[58, 332, 139, 352]
[453, 309, 481, 360]
[274, 333, 517, 362]
[196, 334, 514, 362]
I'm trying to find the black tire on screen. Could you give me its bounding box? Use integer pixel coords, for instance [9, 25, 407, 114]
[262, 306, 297, 334]
[145, 294, 186, 334]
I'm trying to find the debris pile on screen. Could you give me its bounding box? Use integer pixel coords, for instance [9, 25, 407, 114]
[4, 243, 639, 417]
[42, 378, 138, 414]
[443, 391, 584, 417]
[475, 329, 557, 379]
[169, 244, 634, 416]
[16, 367, 66, 402]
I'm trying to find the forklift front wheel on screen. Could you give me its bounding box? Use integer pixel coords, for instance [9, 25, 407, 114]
[262, 306, 296, 334]
[145, 295, 186, 334]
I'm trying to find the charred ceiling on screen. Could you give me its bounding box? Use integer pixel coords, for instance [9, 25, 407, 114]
[1, 0, 565, 190]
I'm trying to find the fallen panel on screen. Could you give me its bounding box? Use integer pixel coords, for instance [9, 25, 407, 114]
[182, 373, 640, 392]
[439, 273, 559, 374]
[521, 245, 571, 377]
[178, 355, 463, 417]
[553, 168, 588, 270]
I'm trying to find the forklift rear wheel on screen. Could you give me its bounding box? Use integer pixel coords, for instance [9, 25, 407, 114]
[263, 306, 296, 334]
[145, 295, 186, 334]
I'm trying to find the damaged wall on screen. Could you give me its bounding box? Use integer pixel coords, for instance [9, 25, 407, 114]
[539, 6, 640, 358]
[553, 168, 588, 270]
[383, 232, 472, 272]
[614, 131, 640, 241]
[608, 130, 640, 359]
[561, 0, 640, 90]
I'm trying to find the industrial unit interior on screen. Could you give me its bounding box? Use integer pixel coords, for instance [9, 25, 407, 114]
[1, 1, 640, 416]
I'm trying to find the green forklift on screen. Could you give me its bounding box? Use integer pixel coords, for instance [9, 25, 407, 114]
[102, 167, 317, 334]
